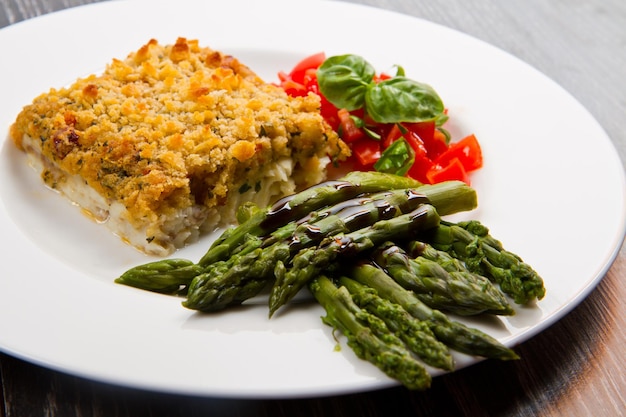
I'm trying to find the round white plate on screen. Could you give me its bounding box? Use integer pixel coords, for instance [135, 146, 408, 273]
[0, 0, 624, 399]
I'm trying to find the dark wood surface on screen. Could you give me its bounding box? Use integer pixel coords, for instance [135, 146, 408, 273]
[1, 0, 625, 416]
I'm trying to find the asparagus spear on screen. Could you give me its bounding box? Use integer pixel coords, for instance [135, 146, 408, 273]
[350, 263, 519, 360]
[373, 243, 514, 316]
[185, 190, 434, 312]
[115, 259, 204, 294]
[403, 181, 477, 219]
[115, 232, 265, 295]
[427, 220, 546, 304]
[198, 171, 424, 266]
[183, 243, 290, 312]
[339, 276, 454, 371]
[309, 275, 433, 390]
[268, 204, 441, 317]
[287, 188, 430, 251]
[409, 240, 478, 273]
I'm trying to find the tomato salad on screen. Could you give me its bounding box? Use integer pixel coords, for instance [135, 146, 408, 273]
[276, 53, 483, 185]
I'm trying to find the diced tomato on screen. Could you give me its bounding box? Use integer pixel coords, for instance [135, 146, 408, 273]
[424, 130, 449, 160]
[287, 52, 326, 84]
[303, 76, 319, 94]
[383, 126, 446, 184]
[403, 130, 429, 158]
[427, 158, 470, 184]
[277, 71, 290, 82]
[321, 104, 340, 131]
[404, 121, 448, 160]
[275, 54, 485, 185]
[302, 68, 318, 86]
[407, 153, 435, 184]
[373, 72, 393, 83]
[280, 79, 308, 97]
[303, 78, 340, 130]
[382, 124, 404, 149]
[351, 138, 381, 168]
[433, 133, 483, 173]
[404, 121, 434, 142]
[337, 108, 365, 143]
[348, 107, 366, 120]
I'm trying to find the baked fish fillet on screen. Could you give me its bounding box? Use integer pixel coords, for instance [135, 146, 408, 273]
[11, 37, 349, 256]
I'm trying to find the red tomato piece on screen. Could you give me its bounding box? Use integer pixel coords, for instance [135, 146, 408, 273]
[373, 72, 393, 82]
[403, 130, 429, 158]
[407, 153, 434, 184]
[302, 68, 318, 86]
[351, 138, 381, 168]
[277, 71, 290, 82]
[382, 124, 404, 149]
[288, 52, 326, 84]
[280, 79, 307, 97]
[337, 108, 365, 143]
[426, 131, 449, 160]
[434, 134, 483, 173]
[427, 158, 470, 185]
[404, 121, 435, 141]
[303, 78, 340, 130]
[405, 121, 448, 160]
[383, 127, 435, 184]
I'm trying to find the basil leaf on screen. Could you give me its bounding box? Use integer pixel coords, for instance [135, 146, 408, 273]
[374, 138, 415, 176]
[317, 54, 376, 111]
[365, 77, 445, 124]
[437, 127, 452, 145]
[392, 64, 406, 77]
[363, 126, 382, 141]
[351, 114, 365, 128]
[434, 112, 449, 127]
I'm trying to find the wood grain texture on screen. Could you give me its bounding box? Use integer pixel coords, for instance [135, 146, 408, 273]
[1, 0, 625, 416]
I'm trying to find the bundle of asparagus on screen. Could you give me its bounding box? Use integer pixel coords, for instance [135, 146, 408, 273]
[116, 171, 545, 390]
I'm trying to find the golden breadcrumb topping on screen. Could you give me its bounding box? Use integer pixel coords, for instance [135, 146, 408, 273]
[11, 37, 350, 228]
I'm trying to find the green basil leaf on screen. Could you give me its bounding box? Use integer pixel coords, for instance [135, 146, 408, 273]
[437, 127, 452, 145]
[363, 126, 382, 141]
[365, 77, 445, 124]
[351, 114, 365, 128]
[374, 138, 415, 176]
[434, 112, 449, 127]
[317, 54, 376, 111]
[392, 64, 406, 77]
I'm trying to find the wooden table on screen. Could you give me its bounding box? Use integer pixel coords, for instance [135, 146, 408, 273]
[1, 0, 624, 415]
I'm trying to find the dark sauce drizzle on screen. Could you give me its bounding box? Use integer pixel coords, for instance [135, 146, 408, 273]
[261, 180, 357, 231]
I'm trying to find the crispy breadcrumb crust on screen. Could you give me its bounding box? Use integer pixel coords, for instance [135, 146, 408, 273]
[11, 37, 350, 253]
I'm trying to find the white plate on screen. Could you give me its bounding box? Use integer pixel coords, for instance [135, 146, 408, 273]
[0, 0, 624, 399]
